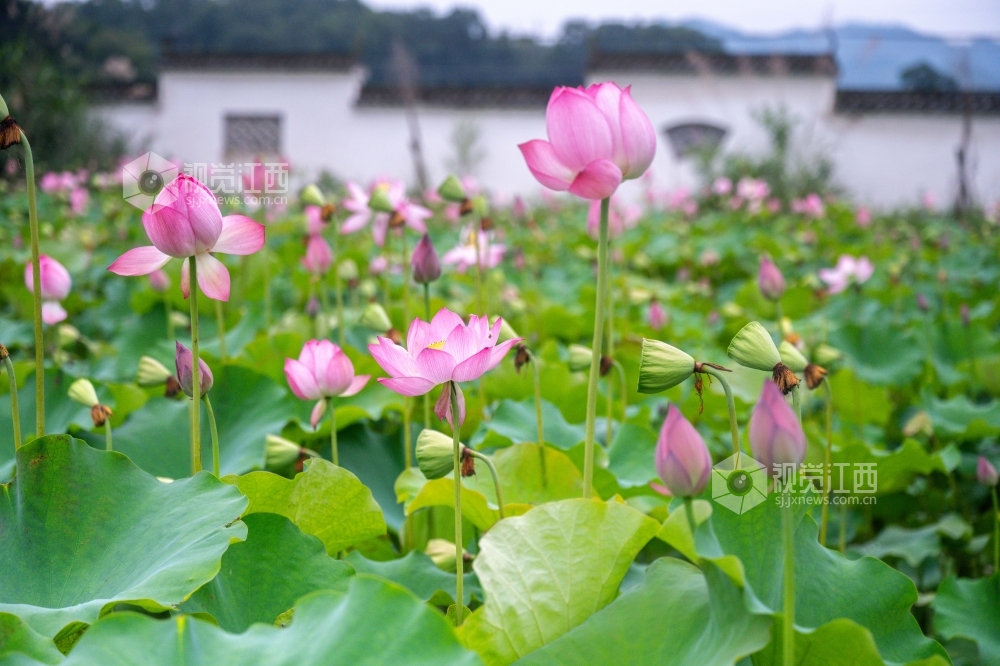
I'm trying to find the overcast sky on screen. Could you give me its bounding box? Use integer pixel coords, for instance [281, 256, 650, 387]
[366, 0, 1000, 40]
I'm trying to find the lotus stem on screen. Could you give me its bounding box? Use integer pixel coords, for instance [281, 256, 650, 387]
[328, 396, 339, 466]
[215, 300, 227, 362]
[318, 277, 331, 339]
[530, 349, 546, 486]
[703, 365, 741, 460]
[684, 497, 697, 545]
[21, 132, 44, 436]
[820, 378, 834, 546]
[470, 449, 505, 519]
[583, 197, 610, 499]
[189, 257, 202, 474]
[613, 360, 627, 423]
[333, 217, 345, 347]
[3, 352, 22, 450]
[403, 397, 412, 469]
[450, 381, 464, 622]
[204, 394, 219, 476]
[791, 385, 801, 422]
[423, 283, 432, 432]
[782, 497, 796, 666]
[104, 419, 113, 451]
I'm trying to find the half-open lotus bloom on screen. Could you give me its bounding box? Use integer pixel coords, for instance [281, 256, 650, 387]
[285, 339, 371, 428]
[302, 234, 333, 275]
[655, 405, 712, 497]
[368, 309, 522, 426]
[818, 255, 874, 295]
[25, 255, 72, 325]
[175, 341, 213, 398]
[519, 82, 656, 200]
[341, 182, 371, 234]
[749, 380, 806, 476]
[108, 174, 265, 301]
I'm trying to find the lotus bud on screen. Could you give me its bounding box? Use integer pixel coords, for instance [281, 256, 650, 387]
[758, 256, 786, 302]
[306, 295, 320, 318]
[411, 234, 441, 284]
[437, 175, 467, 203]
[749, 380, 806, 477]
[916, 293, 930, 313]
[416, 429, 465, 480]
[300, 184, 326, 207]
[977, 455, 999, 487]
[425, 538, 472, 572]
[728, 321, 799, 394]
[638, 339, 694, 393]
[655, 405, 712, 497]
[175, 342, 213, 398]
[360, 303, 393, 334]
[812, 343, 842, 367]
[368, 186, 394, 213]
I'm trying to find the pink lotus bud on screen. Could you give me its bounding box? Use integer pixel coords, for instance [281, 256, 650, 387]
[916, 293, 930, 312]
[655, 405, 712, 497]
[148, 269, 171, 293]
[306, 295, 320, 318]
[175, 341, 213, 397]
[301, 234, 333, 275]
[977, 455, 999, 487]
[25, 255, 72, 301]
[856, 206, 872, 228]
[749, 380, 806, 475]
[648, 299, 667, 331]
[758, 256, 786, 302]
[284, 339, 370, 406]
[411, 233, 441, 284]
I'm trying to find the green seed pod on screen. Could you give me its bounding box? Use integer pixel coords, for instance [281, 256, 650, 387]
[68, 378, 99, 408]
[338, 258, 359, 282]
[778, 340, 808, 374]
[137, 356, 173, 387]
[727, 321, 781, 371]
[265, 434, 303, 469]
[437, 175, 467, 203]
[360, 303, 393, 334]
[425, 538, 470, 572]
[637, 339, 695, 393]
[300, 184, 326, 207]
[471, 195, 490, 218]
[368, 185, 394, 213]
[416, 429, 464, 480]
[813, 343, 843, 367]
[0, 92, 8, 119]
[567, 344, 593, 372]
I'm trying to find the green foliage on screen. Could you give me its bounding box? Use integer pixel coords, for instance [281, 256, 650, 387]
[932, 574, 1000, 666]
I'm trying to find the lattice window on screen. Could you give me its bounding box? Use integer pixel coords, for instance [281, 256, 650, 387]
[224, 115, 281, 155]
[664, 122, 727, 159]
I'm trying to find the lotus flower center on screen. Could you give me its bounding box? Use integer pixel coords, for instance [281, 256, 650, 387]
[427, 340, 446, 350]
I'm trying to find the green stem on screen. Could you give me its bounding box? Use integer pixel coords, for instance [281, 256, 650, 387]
[333, 217, 345, 347]
[104, 419, 113, 451]
[329, 397, 339, 466]
[2, 355, 21, 450]
[450, 381, 465, 621]
[839, 503, 848, 554]
[21, 132, 44, 436]
[683, 497, 697, 545]
[204, 395, 219, 476]
[820, 378, 834, 546]
[215, 300, 227, 362]
[423, 283, 432, 431]
[530, 351, 546, 486]
[470, 449, 505, 519]
[703, 366, 740, 460]
[189, 258, 202, 474]
[582, 197, 610, 499]
[782, 497, 796, 666]
[403, 396, 412, 469]
[318, 279, 331, 339]
[992, 488, 999, 574]
[792, 385, 801, 422]
[613, 360, 628, 422]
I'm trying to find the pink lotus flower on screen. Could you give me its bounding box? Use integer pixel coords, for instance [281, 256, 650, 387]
[368, 309, 522, 426]
[302, 234, 333, 275]
[519, 82, 656, 200]
[285, 340, 371, 428]
[411, 233, 441, 284]
[304, 205, 327, 236]
[176, 341, 214, 398]
[818, 255, 874, 294]
[737, 177, 770, 202]
[69, 187, 89, 216]
[648, 300, 667, 330]
[977, 455, 999, 487]
[107, 174, 265, 302]
[369, 255, 388, 275]
[712, 177, 733, 196]
[749, 381, 806, 476]
[442, 226, 505, 273]
[655, 405, 712, 497]
[148, 269, 171, 293]
[343, 180, 432, 246]
[758, 256, 786, 302]
[791, 193, 825, 218]
[341, 182, 371, 233]
[856, 206, 872, 228]
[25, 255, 72, 325]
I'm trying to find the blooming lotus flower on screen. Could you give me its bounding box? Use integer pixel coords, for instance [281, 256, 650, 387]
[69, 187, 89, 216]
[749, 381, 806, 476]
[108, 175, 265, 301]
[25, 255, 72, 325]
[737, 177, 770, 202]
[369, 255, 389, 275]
[284, 339, 371, 428]
[304, 205, 328, 235]
[758, 256, 786, 302]
[368, 309, 522, 426]
[655, 405, 712, 497]
[175, 341, 213, 398]
[302, 234, 333, 275]
[341, 182, 371, 233]
[343, 180, 432, 247]
[519, 82, 656, 200]
[442, 226, 505, 273]
[411, 233, 441, 284]
[978, 455, 999, 487]
[818, 255, 874, 295]
[791, 193, 825, 218]
[712, 176, 733, 195]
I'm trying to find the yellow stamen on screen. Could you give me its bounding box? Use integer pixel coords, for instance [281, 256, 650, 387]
[427, 340, 446, 350]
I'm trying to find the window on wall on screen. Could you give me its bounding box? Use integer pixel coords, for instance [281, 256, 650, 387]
[224, 115, 281, 155]
[663, 122, 727, 159]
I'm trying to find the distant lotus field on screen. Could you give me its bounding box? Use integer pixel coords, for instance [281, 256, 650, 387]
[0, 86, 998, 666]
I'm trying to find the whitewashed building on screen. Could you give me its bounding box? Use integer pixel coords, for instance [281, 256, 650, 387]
[94, 50, 1000, 209]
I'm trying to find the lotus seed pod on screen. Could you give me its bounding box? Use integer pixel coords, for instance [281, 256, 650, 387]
[368, 185, 394, 213]
[437, 175, 467, 203]
[416, 429, 464, 480]
[68, 378, 99, 408]
[812, 343, 843, 367]
[265, 434, 305, 469]
[360, 303, 393, 334]
[300, 184, 326, 207]
[638, 339, 695, 393]
[136, 355, 173, 387]
[338, 258, 359, 282]
[0, 92, 8, 118]
[727, 321, 781, 371]
[425, 538, 470, 572]
[567, 344, 593, 373]
[778, 340, 808, 373]
[471, 195, 490, 218]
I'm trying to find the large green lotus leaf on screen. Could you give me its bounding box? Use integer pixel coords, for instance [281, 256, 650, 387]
[346, 551, 482, 606]
[463, 443, 584, 506]
[684, 498, 947, 664]
[471, 399, 586, 451]
[0, 435, 248, 638]
[110, 365, 307, 479]
[397, 468, 500, 531]
[932, 573, 1000, 666]
[606, 422, 658, 488]
[514, 557, 770, 666]
[828, 438, 954, 495]
[828, 369, 891, 427]
[5, 579, 483, 666]
[0, 613, 62, 665]
[181, 513, 354, 631]
[851, 514, 970, 568]
[921, 391, 1000, 439]
[458, 499, 661, 666]
[829, 322, 924, 386]
[225, 459, 386, 555]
